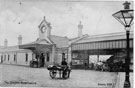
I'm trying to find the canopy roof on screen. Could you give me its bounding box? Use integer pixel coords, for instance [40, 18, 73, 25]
[73, 32, 133, 44]
[19, 39, 53, 54]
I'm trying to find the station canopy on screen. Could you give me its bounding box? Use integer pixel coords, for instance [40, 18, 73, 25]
[19, 39, 53, 54]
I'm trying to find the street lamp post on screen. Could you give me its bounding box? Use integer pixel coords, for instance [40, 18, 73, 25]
[112, 1, 134, 88]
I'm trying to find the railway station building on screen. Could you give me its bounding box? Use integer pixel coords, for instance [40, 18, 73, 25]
[0, 17, 69, 66]
[0, 17, 133, 70]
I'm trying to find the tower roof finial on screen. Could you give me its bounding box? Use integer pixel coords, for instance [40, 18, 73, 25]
[44, 16, 46, 21]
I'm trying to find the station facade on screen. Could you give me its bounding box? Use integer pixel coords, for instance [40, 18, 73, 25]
[0, 17, 70, 66]
[0, 17, 134, 69]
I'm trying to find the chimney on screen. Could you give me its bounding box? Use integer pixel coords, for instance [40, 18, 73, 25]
[18, 35, 22, 45]
[4, 39, 8, 48]
[78, 21, 83, 37]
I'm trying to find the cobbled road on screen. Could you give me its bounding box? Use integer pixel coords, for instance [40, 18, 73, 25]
[0, 64, 133, 88]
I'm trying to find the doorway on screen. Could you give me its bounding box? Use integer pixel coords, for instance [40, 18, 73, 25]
[40, 53, 45, 67]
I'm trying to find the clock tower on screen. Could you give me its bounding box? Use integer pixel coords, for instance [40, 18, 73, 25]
[38, 16, 52, 40]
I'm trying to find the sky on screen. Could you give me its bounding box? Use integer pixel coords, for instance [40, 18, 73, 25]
[0, 0, 134, 46]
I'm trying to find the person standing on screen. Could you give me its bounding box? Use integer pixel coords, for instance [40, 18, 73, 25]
[35, 54, 39, 67]
[61, 58, 68, 78]
[84, 62, 87, 70]
[40, 53, 45, 67]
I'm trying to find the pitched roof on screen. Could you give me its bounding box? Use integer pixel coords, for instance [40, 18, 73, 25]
[22, 38, 51, 45]
[74, 32, 134, 44]
[50, 35, 69, 48]
[21, 35, 69, 48]
[69, 34, 89, 44]
[0, 46, 30, 53]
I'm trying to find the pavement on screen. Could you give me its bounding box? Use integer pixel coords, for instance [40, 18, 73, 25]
[0, 64, 133, 88]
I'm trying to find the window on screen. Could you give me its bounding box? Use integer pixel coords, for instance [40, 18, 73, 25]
[72, 52, 79, 59]
[14, 54, 16, 61]
[25, 53, 28, 62]
[1, 55, 3, 63]
[46, 53, 49, 62]
[4, 55, 6, 61]
[8, 54, 10, 61]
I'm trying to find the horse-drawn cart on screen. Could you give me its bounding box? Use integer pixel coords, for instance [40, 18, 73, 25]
[47, 65, 71, 79]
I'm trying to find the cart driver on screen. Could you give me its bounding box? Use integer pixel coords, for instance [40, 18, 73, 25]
[61, 58, 68, 78]
[61, 58, 67, 66]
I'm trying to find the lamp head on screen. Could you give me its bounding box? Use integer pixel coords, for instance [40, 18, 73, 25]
[112, 1, 134, 30]
[123, 1, 130, 9]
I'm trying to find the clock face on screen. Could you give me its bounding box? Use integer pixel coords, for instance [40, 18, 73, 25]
[41, 26, 46, 33]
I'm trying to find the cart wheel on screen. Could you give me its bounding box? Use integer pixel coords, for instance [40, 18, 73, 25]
[63, 70, 70, 79]
[67, 70, 71, 78]
[50, 70, 56, 79]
